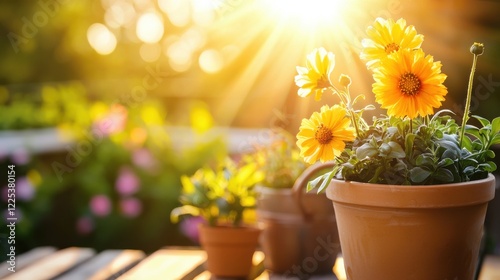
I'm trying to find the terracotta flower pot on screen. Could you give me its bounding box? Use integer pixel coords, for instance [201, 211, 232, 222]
[326, 174, 496, 280]
[198, 225, 261, 278]
[256, 163, 340, 276]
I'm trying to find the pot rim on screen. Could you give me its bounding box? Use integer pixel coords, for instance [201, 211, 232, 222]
[326, 173, 496, 208]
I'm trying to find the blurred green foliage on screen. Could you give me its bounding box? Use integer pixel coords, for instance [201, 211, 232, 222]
[0, 98, 227, 255]
[244, 128, 307, 189]
[0, 82, 90, 130]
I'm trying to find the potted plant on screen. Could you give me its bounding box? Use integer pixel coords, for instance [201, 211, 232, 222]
[246, 129, 341, 276]
[171, 157, 264, 278]
[293, 17, 499, 279]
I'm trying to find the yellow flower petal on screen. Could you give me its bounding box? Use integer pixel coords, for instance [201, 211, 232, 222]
[295, 48, 335, 100]
[296, 105, 355, 164]
[372, 49, 448, 119]
[361, 17, 424, 69]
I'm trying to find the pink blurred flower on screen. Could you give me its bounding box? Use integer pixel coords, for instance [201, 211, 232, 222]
[90, 195, 111, 217]
[132, 148, 157, 170]
[16, 177, 35, 201]
[76, 216, 94, 235]
[115, 167, 140, 196]
[180, 216, 206, 243]
[11, 149, 30, 165]
[120, 197, 142, 218]
[92, 104, 128, 136]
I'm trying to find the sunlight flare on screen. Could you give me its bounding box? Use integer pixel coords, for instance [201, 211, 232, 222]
[261, 0, 349, 29]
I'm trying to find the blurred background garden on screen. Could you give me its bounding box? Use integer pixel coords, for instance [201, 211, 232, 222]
[1, 0, 500, 257]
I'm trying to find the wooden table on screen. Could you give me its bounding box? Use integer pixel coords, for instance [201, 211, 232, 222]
[0, 247, 340, 279]
[1, 246, 499, 279]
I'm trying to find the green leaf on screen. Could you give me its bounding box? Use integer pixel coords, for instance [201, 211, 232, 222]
[318, 170, 336, 193]
[478, 161, 497, 172]
[461, 135, 473, 151]
[387, 141, 405, 158]
[485, 149, 495, 159]
[368, 166, 385, 183]
[463, 166, 476, 175]
[410, 167, 432, 183]
[307, 174, 324, 192]
[472, 115, 490, 127]
[492, 117, 500, 134]
[356, 142, 378, 159]
[438, 158, 454, 167]
[434, 168, 454, 182]
[465, 125, 481, 139]
[431, 109, 455, 123]
[492, 134, 500, 145]
[405, 133, 416, 156]
[416, 154, 435, 168]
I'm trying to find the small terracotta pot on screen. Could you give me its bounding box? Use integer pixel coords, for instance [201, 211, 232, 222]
[326, 174, 496, 280]
[256, 163, 340, 275]
[198, 225, 261, 278]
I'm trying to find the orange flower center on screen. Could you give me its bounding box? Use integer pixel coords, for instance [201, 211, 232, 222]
[384, 43, 400, 54]
[315, 124, 333, 145]
[316, 75, 330, 89]
[398, 72, 421, 96]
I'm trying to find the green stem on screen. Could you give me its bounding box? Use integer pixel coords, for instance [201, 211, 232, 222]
[350, 108, 361, 137]
[330, 85, 360, 137]
[459, 54, 479, 148]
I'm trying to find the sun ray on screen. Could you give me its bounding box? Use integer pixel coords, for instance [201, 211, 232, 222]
[204, 0, 401, 126]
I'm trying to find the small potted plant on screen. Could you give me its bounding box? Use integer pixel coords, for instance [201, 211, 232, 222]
[171, 157, 264, 278]
[293, 17, 499, 279]
[246, 129, 340, 276]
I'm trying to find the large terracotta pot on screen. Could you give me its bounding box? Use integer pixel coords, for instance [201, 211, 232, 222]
[199, 225, 261, 278]
[326, 174, 496, 280]
[256, 163, 340, 276]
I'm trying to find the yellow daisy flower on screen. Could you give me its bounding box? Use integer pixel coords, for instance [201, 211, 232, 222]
[295, 47, 335, 101]
[372, 49, 448, 119]
[360, 18, 424, 69]
[297, 105, 355, 164]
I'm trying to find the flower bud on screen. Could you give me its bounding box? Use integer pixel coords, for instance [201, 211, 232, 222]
[470, 42, 484, 56]
[339, 74, 352, 87]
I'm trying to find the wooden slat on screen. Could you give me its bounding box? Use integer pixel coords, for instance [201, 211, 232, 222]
[193, 251, 265, 280]
[53, 249, 145, 280]
[117, 249, 206, 280]
[255, 254, 340, 280]
[257, 271, 338, 280]
[479, 255, 500, 280]
[0, 246, 56, 278]
[2, 247, 95, 280]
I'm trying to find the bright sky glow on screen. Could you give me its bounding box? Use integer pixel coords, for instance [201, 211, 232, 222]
[262, 0, 349, 29]
[94, 0, 377, 125]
